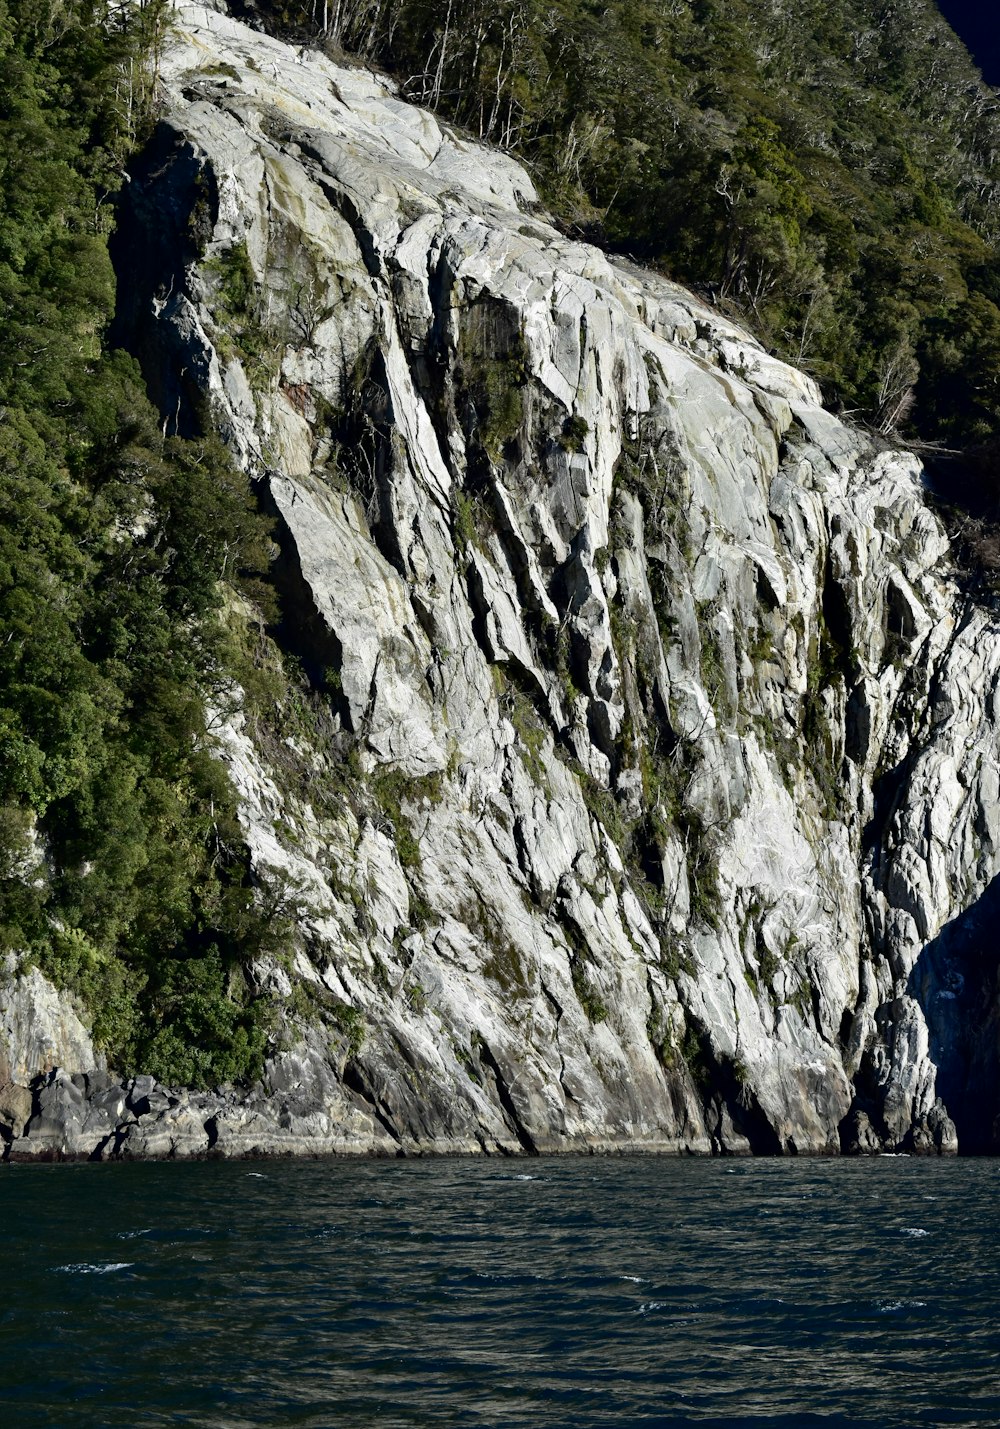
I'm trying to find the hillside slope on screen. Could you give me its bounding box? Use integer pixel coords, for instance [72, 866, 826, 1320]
[245, 0, 1000, 449]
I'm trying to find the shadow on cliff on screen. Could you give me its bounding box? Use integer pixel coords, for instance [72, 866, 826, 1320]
[907, 874, 1000, 1153]
[110, 121, 218, 438]
[923, 444, 1000, 610]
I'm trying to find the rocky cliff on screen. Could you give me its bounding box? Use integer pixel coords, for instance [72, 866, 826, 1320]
[4, 0, 999, 1159]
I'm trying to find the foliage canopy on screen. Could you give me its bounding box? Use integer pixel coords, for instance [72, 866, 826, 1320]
[0, 0, 276, 1087]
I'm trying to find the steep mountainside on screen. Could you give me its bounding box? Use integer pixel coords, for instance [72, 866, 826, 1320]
[4, 1, 1000, 1158]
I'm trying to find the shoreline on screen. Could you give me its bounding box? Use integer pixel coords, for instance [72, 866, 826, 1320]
[0, 1065, 959, 1165]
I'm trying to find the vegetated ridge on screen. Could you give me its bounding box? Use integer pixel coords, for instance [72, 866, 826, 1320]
[248, 0, 1000, 453]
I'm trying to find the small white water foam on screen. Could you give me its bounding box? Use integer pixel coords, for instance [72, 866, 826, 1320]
[900, 1227, 929, 1237]
[619, 1275, 648, 1284]
[56, 1262, 134, 1275]
[637, 1301, 668, 1315]
[246, 1172, 268, 1179]
[877, 1299, 927, 1313]
[117, 1229, 152, 1240]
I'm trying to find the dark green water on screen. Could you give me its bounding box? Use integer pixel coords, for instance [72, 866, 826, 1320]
[1, 1156, 998, 1426]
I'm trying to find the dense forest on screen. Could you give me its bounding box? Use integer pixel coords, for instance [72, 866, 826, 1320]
[4, 0, 1000, 1088]
[0, 0, 276, 1085]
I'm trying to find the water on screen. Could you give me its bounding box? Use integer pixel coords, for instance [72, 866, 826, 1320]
[1, 1156, 998, 1427]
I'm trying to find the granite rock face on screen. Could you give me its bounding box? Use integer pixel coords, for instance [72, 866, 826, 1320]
[7, 1, 1000, 1158]
[0, 957, 101, 1149]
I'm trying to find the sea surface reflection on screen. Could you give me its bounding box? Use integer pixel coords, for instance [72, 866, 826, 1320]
[1, 1155, 997, 1426]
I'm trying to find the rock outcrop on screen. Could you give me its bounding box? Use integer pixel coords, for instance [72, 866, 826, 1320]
[7, 1, 1000, 1158]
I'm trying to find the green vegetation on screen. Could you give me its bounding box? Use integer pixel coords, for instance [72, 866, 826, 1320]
[559, 414, 590, 453]
[407, 978, 428, 1015]
[646, 1005, 679, 1068]
[452, 485, 492, 554]
[680, 1019, 713, 1089]
[570, 956, 608, 1024]
[329, 998, 366, 1058]
[205, 241, 280, 389]
[789, 976, 815, 1023]
[455, 300, 528, 464]
[756, 939, 781, 993]
[482, 937, 532, 1002]
[599, 565, 726, 941]
[371, 766, 442, 870]
[0, 0, 284, 1088]
[698, 615, 729, 721]
[285, 975, 367, 1058]
[613, 429, 687, 550]
[263, 0, 1000, 454]
[801, 598, 854, 818]
[494, 669, 550, 789]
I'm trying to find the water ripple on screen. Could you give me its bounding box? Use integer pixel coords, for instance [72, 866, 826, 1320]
[1, 1157, 997, 1426]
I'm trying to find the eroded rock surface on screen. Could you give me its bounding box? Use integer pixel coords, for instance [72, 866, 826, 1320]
[8, 1, 999, 1159]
